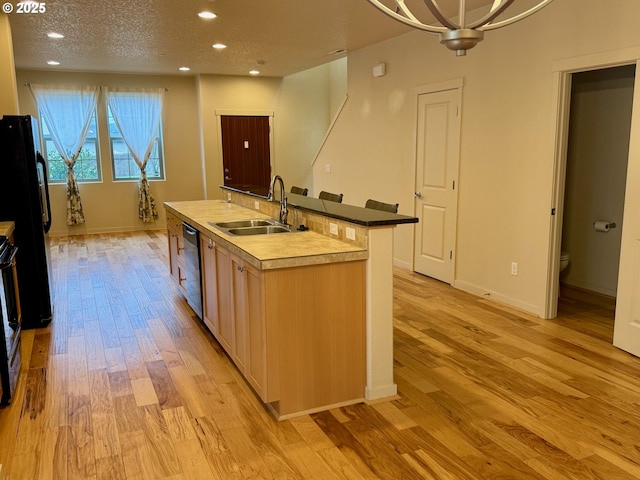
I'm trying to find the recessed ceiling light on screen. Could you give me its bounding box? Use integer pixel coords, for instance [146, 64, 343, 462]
[249, 70, 260, 76]
[198, 11, 217, 19]
[47, 32, 65, 39]
[179, 67, 190, 71]
[212, 43, 227, 50]
[47, 60, 60, 65]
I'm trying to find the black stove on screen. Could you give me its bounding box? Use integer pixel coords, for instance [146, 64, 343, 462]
[0, 235, 21, 405]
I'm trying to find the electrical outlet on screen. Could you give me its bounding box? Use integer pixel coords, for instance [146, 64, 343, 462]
[324, 163, 332, 173]
[254, 201, 260, 210]
[346, 227, 356, 240]
[511, 262, 518, 276]
[329, 222, 338, 235]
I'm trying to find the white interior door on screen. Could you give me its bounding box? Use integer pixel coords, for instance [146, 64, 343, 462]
[413, 87, 461, 284]
[613, 70, 640, 357]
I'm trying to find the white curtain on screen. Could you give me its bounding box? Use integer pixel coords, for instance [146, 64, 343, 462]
[105, 88, 164, 222]
[29, 84, 99, 226]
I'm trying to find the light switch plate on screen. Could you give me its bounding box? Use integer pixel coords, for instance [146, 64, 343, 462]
[254, 201, 260, 210]
[329, 223, 338, 235]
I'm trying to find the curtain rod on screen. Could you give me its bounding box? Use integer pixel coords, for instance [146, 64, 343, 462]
[24, 83, 169, 91]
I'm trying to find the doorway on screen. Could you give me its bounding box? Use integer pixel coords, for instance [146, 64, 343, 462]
[413, 81, 462, 285]
[220, 115, 272, 192]
[559, 65, 635, 306]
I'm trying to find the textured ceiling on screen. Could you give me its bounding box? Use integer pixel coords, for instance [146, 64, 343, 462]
[7, 0, 497, 77]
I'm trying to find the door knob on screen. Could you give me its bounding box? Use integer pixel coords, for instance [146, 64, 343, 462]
[414, 192, 422, 198]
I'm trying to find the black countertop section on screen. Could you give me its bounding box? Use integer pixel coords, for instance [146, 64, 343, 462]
[222, 184, 418, 227]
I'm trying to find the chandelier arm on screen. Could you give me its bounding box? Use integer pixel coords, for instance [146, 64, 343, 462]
[479, 0, 555, 31]
[395, 0, 421, 23]
[422, 0, 459, 30]
[365, 0, 447, 33]
[467, 0, 516, 30]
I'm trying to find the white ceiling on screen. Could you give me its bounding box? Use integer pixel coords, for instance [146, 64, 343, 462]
[7, 0, 408, 77]
[8, 0, 500, 78]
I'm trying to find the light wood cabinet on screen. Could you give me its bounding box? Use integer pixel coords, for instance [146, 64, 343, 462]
[165, 210, 365, 419]
[200, 234, 218, 336]
[214, 243, 234, 355]
[166, 213, 187, 297]
[230, 253, 268, 400]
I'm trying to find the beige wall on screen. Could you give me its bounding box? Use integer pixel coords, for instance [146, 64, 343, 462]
[275, 58, 347, 194]
[12, 65, 341, 236]
[16, 70, 203, 236]
[312, 0, 640, 315]
[196, 75, 282, 199]
[196, 62, 344, 200]
[0, 14, 18, 114]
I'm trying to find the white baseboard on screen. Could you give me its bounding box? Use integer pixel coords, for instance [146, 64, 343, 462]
[453, 279, 541, 317]
[393, 258, 412, 270]
[365, 383, 398, 401]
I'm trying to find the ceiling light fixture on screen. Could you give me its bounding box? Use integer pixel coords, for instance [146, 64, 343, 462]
[249, 70, 260, 76]
[365, 0, 555, 56]
[47, 32, 65, 39]
[212, 43, 227, 50]
[197, 11, 217, 19]
[47, 60, 60, 65]
[179, 67, 191, 71]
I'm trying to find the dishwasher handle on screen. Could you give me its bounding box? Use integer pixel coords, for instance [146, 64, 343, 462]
[182, 222, 199, 245]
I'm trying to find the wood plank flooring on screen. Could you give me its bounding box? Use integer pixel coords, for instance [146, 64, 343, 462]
[1, 230, 640, 479]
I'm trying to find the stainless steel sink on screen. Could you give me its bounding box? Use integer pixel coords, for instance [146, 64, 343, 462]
[227, 225, 291, 236]
[209, 218, 293, 236]
[211, 219, 273, 229]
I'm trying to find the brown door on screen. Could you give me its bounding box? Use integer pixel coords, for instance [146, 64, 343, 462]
[221, 115, 271, 191]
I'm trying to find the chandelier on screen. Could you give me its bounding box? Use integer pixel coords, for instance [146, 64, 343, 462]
[365, 0, 555, 56]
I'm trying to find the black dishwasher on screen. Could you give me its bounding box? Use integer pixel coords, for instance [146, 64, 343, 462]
[182, 223, 203, 321]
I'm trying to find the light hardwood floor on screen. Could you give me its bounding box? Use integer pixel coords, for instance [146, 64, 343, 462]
[1, 231, 640, 479]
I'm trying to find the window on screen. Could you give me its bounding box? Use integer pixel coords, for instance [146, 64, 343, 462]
[41, 113, 101, 183]
[108, 108, 165, 181]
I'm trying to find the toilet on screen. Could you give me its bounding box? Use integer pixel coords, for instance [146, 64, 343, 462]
[560, 251, 570, 273]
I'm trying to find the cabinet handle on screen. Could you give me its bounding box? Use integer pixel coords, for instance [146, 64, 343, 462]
[237, 265, 246, 273]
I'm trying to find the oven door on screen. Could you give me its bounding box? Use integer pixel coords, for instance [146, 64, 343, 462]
[0, 243, 21, 405]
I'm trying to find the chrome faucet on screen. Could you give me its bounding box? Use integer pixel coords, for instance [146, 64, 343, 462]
[268, 174, 288, 225]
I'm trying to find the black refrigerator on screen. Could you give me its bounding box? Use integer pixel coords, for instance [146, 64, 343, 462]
[0, 115, 53, 329]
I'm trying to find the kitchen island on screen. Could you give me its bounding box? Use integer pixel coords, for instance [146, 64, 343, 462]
[165, 190, 417, 419]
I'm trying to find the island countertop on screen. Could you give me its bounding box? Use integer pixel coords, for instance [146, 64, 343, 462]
[221, 185, 418, 227]
[164, 200, 368, 270]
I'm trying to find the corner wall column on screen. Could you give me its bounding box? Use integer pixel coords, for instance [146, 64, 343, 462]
[365, 226, 397, 400]
[0, 13, 19, 114]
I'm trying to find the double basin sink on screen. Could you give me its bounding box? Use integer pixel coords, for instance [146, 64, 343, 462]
[209, 218, 292, 236]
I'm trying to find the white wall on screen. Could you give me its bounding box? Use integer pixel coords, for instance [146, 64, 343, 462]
[275, 58, 347, 194]
[313, 0, 640, 315]
[562, 66, 634, 296]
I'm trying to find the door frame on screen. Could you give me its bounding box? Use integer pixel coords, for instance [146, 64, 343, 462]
[412, 78, 463, 283]
[545, 48, 640, 319]
[215, 109, 275, 188]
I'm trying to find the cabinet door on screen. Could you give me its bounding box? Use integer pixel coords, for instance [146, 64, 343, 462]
[230, 254, 267, 400]
[245, 263, 267, 399]
[200, 235, 218, 336]
[231, 254, 248, 374]
[167, 213, 184, 285]
[215, 244, 234, 354]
